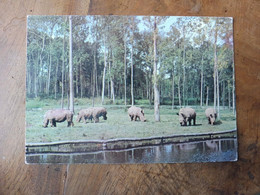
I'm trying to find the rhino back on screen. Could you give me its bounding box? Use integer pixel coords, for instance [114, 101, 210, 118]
[128, 106, 142, 115]
[180, 108, 196, 118]
[205, 108, 216, 117]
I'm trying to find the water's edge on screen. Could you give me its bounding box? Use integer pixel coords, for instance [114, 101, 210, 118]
[26, 138, 238, 164]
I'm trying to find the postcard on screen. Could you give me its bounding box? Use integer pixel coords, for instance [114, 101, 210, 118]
[26, 15, 237, 163]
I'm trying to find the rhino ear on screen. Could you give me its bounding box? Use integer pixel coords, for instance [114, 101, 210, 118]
[210, 114, 213, 118]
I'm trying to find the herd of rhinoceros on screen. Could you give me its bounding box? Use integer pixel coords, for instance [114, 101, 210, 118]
[43, 106, 217, 128]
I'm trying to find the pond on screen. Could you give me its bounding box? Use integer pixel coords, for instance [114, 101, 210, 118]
[26, 138, 237, 164]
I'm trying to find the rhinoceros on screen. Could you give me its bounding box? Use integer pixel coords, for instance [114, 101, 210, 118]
[43, 109, 74, 127]
[177, 107, 196, 126]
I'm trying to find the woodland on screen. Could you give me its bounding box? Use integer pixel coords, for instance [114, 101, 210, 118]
[26, 15, 235, 122]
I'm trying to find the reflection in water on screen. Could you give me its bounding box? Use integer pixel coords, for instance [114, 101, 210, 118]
[26, 139, 238, 164]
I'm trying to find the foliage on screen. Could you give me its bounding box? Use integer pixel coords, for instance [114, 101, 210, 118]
[26, 16, 235, 115]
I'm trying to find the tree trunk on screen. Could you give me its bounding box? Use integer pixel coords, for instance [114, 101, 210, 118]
[111, 52, 115, 103]
[96, 69, 99, 97]
[67, 89, 70, 110]
[34, 68, 38, 98]
[101, 39, 107, 105]
[80, 63, 83, 98]
[131, 17, 134, 106]
[178, 76, 181, 106]
[69, 16, 74, 113]
[47, 51, 52, 96]
[92, 56, 95, 106]
[75, 59, 79, 98]
[153, 17, 160, 122]
[213, 19, 218, 111]
[124, 28, 127, 106]
[228, 82, 231, 109]
[107, 70, 110, 99]
[91, 70, 94, 107]
[206, 86, 209, 106]
[55, 59, 58, 99]
[217, 70, 220, 119]
[94, 18, 99, 98]
[182, 26, 186, 106]
[61, 19, 66, 108]
[93, 45, 97, 98]
[222, 80, 225, 109]
[200, 55, 204, 107]
[171, 63, 175, 110]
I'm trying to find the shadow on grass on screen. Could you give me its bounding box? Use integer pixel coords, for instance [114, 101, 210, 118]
[179, 124, 202, 127]
[214, 121, 222, 125]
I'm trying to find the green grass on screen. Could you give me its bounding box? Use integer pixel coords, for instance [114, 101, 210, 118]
[26, 98, 237, 143]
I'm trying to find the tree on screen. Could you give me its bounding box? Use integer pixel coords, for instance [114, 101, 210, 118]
[153, 16, 160, 121]
[101, 17, 108, 105]
[69, 16, 74, 113]
[130, 16, 135, 106]
[61, 16, 67, 108]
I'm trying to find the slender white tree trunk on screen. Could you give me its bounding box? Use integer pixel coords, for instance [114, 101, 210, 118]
[172, 61, 175, 110]
[69, 16, 74, 113]
[130, 17, 134, 106]
[55, 60, 58, 99]
[213, 20, 218, 111]
[182, 26, 186, 106]
[153, 17, 160, 122]
[222, 80, 225, 109]
[206, 86, 209, 106]
[217, 70, 220, 119]
[124, 31, 127, 106]
[228, 82, 231, 109]
[80, 63, 83, 98]
[101, 39, 107, 105]
[47, 51, 52, 95]
[178, 76, 181, 106]
[200, 55, 204, 107]
[61, 19, 66, 108]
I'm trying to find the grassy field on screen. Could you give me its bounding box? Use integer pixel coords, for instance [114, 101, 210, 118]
[26, 98, 237, 143]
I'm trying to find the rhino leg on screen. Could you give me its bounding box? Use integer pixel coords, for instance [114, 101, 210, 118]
[67, 120, 74, 127]
[83, 116, 87, 123]
[94, 116, 99, 123]
[188, 119, 191, 126]
[193, 117, 196, 126]
[210, 118, 214, 125]
[50, 119, 55, 127]
[53, 120, 57, 127]
[43, 119, 49, 128]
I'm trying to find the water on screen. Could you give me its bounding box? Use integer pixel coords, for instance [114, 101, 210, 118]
[26, 138, 237, 164]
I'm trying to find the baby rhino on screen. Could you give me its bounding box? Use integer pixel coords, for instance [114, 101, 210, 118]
[128, 106, 146, 122]
[43, 109, 74, 127]
[77, 107, 107, 123]
[177, 107, 196, 126]
[76, 108, 93, 123]
[205, 108, 217, 125]
[92, 107, 107, 123]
